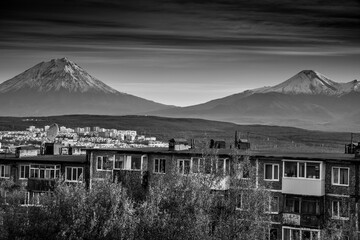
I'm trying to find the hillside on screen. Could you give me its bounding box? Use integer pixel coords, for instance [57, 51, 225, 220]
[0, 115, 354, 153]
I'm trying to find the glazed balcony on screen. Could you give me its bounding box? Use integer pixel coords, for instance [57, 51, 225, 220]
[282, 161, 325, 196]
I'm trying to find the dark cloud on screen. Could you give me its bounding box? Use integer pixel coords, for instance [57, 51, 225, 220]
[1, 0, 359, 52]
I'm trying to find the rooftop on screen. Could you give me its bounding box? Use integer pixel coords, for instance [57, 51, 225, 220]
[0, 154, 86, 163]
[85, 148, 358, 161]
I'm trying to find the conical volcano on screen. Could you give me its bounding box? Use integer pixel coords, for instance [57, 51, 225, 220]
[0, 58, 169, 116]
[152, 70, 360, 131]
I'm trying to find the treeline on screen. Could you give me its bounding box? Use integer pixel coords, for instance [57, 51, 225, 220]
[0, 172, 273, 240]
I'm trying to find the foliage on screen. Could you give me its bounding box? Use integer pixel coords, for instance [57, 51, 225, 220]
[0, 150, 273, 240]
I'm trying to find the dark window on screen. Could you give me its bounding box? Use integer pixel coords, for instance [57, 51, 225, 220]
[284, 162, 297, 177]
[265, 164, 279, 180]
[131, 156, 141, 170]
[205, 159, 212, 174]
[97, 157, 102, 170]
[114, 155, 124, 169]
[269, 229, 277, 240]
[192, 158, 199, 173]
[154, 159, 166, 173]
[302, 199, 320, 215]
[20, 165, 30, 179]
[306, 163, 320, 179]
[285, 198, 300, 213]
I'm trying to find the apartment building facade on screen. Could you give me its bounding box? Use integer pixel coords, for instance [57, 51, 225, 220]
[0, 154, 87, 205]
[85, 142, 360, 240]
[1, 139, 360, 239]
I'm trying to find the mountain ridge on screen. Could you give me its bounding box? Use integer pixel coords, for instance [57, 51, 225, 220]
[1, 59, 358, 131]
[151, 70, 359, 131]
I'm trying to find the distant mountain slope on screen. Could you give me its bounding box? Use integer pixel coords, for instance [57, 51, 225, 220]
[0, 58, 170, 116]
[153, 70, 360, 131]
[0, 115, 351, 152]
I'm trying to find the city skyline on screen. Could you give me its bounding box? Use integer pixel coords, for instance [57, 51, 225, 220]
[1, 0, 359, 106]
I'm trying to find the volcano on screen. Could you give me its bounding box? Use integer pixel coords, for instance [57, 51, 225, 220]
[152, 70, 360, 131]
[0, 58, 170, 116]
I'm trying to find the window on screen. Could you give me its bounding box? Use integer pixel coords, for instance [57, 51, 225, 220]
[200, 158, 230, 175]
[65, 167, 83, 182]
[217, 158, 224, 174]
[332, 200, 349, 219]
[205, 159, 212, 174]
[30, 165, 59, 179]
[96, 156, 112, 171]
[236, 193, 243, 210]
[191, 157, 203, 173]
[235, 158, 251, 179]
[266, 196, 279, 214]
[191, 157, 225, 174]
[285, 197, 300, 213]
[332, 167, 349, 186]
[302, 199, 320, 215]
[112, 155, 143, 171]
[131, 156, 141, 170]
[284, 228, 300, 240]
[284, 161, 320, 179]
[269, 229, 277, 240]
[302, 230, 320, 240]
[284, 162, 297, 177]
[178, 159, 191, 175]
[20, 165, 30, 179]
[0, 165, 10, 178]
[216, 158, 230, 175]
[283, 227, 319, 240]
[241, 166, 250, 179]
[264, 164, 279, 181]
[97, 156, 103, 170]
[225, 159, 230, 175]
[306, 163, 320, 179]
[154, 158, 166, 173]
[0, 189, 7, 205]
[114, 155, 125, 169]
[266, 229, 278, 240]
[23, 192, 44, 206]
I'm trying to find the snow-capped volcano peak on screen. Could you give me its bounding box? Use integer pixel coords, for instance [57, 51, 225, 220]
[0, 58, 119, 94]
[253, 70, 359, 96]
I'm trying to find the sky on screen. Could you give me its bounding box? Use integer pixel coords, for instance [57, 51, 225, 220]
[0, 0, 359, 106]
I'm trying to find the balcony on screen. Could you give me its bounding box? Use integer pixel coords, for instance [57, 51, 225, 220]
[301, 214, 323, 227]
[282, 178, 325, 196]
[282, 213, 323, 228]
[283, 213, 301, 226]
[282, 160, 325, 196]
[27, 178, 56, 191]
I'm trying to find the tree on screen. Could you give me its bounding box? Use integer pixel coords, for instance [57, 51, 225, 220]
[0, 148, 272, 240]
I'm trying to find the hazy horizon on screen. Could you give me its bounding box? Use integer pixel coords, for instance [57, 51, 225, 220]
[1, 0, 359, 106]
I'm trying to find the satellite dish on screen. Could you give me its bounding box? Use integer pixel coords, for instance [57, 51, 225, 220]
[46, 123, 59, 142]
